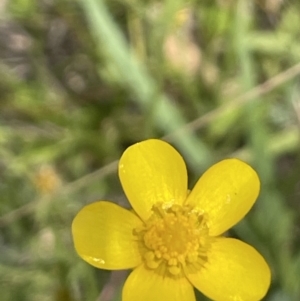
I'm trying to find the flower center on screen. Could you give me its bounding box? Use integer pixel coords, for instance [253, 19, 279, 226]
[134, 203, 211, 277]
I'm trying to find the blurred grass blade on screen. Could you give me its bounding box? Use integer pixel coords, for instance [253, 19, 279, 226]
[79, 0, 212, 169]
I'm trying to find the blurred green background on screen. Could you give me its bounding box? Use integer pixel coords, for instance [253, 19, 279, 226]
[1, 0, 300, 300]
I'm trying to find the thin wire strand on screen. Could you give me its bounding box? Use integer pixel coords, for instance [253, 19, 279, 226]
[164, 61, 300, 141]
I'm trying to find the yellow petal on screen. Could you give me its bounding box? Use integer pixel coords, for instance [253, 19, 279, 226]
[123, 265, 195, 301]
[186, 238, 271, 301]
[119, 139, 188, 221]
[187, 159, 260, 236]
[72, 201, 143, 270]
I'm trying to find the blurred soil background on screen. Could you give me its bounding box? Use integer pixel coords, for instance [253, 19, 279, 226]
[0, 0, 300, 300]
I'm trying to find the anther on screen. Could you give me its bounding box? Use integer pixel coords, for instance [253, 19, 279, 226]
[135, 203, 210, 277]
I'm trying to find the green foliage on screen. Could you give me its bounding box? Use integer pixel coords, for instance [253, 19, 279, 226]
[1, 0, 300, 300]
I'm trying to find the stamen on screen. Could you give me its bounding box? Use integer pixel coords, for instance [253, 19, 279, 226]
[134, 203, 211, 278]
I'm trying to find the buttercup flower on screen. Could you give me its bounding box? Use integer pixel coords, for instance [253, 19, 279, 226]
[72, 139, 271, 301]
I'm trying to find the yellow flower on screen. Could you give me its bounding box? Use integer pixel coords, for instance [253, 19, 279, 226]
[72, 139, 271, 301]
[33, 165, 61, 195]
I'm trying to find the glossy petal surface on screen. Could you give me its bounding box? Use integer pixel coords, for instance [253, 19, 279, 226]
[123, 265, 195, 301]
[187, 159, 260, 236]
[72, 201, 142, 269]
[119, 139, 188, 221]
[187, 238, 271, 301]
